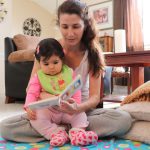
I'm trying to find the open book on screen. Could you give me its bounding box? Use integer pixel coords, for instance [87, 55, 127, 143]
[28, 75, 82, 110]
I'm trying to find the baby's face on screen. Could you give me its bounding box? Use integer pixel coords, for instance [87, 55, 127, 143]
[40, 55, 63, 76]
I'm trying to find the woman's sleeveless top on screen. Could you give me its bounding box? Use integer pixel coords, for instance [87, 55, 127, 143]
[74, 51, 89, 102]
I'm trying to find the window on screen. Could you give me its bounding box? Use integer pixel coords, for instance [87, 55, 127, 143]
[142, 0, 150, 50]
[138, 0, 150, 50]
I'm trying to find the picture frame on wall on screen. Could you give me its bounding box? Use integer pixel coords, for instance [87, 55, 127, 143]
[89, 1, 113, 30]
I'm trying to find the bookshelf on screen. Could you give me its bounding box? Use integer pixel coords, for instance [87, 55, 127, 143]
[100, 36, 113, 52]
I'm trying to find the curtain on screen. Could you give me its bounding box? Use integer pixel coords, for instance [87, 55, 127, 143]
[113, 0, 144, 51]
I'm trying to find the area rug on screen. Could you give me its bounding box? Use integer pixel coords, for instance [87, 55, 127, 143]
[0, 137, 150, 150]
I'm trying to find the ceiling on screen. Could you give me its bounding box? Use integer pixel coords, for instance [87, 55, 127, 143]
[31, 0, 57, 13]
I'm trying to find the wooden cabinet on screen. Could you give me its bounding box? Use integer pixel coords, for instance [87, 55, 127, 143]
[99, 36, 113, 52]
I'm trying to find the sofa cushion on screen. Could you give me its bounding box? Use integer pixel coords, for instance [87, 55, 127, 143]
[8, 34, 41, 62]
[118, 101, 150, 121]
[122, 121, 150, 144]
[13, 34, 40, 50]
[8, 49, 35, 62]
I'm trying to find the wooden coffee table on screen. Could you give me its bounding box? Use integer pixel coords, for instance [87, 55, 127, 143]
[104, 50, 150, 92]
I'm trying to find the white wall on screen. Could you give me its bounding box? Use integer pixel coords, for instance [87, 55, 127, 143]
[0, 0, 12, 52]
[12, 0, 54, 39]
[0, 0, 56, 52]
[0, 0, 12, 96]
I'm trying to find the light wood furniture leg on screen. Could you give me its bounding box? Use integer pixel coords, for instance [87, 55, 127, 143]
[5, 96, 15, 104]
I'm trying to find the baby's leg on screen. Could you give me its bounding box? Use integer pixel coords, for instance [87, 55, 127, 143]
[30, 108, 69, 146]
[50, 127, 69, 146]
[30, 108, 58, 140]
[69, 128, 98, 146]
[63, 112, 98, 146]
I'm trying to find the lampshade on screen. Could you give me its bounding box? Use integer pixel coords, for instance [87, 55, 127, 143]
[114, 29, 126, 53]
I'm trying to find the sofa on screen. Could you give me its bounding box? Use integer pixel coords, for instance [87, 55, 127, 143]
[4, 34, 40, 103]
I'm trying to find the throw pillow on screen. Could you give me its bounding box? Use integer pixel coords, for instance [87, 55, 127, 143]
[118, 101, 150, 121]
[8, 49, 35, 62]
[121, 81, 150, 105]
[13, 34, 40, 50]
[122, 121, 150, 144]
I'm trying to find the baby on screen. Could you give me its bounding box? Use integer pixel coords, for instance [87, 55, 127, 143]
[24, 38, 98, 147]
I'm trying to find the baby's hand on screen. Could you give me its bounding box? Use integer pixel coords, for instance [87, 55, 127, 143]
[26, 108, 37, 120]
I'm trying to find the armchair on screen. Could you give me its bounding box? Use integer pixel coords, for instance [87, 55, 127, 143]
[4, 37, 34, 103]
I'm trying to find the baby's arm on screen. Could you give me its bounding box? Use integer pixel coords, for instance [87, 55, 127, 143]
[24, 74, 42, 108]
[24, 74, 42, 120]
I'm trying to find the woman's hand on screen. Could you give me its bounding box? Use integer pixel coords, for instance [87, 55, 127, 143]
[26, 108, 37, 120]
[59, 98, 78, 115]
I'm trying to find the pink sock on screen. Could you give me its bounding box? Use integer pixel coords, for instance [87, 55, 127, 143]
[69, 128, 98, 146]
[50, 128, 69, 147]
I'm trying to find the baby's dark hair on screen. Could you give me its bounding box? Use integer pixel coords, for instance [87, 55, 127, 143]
[35, 38, 64, 62]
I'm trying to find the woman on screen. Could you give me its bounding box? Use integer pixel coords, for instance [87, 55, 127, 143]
[0, 0, 132, 143]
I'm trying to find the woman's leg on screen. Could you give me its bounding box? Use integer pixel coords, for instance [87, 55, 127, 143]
[0, 108, 132, 142]
[0, 113, 45, 142]
[87, 108, 132, 137]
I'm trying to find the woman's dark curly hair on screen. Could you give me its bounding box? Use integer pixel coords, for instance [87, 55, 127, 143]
[35, 38, 64, 62]
[57, 0, 105, 77]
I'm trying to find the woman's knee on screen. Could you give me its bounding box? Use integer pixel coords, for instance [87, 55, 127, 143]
[0, 118, 12, 139]
[87, 108, 132, 137]
[113, 109, 132, 135]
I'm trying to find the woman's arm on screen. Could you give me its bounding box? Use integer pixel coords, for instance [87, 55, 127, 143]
[77, 72, 101, 113]
[59, 72, 102, 114]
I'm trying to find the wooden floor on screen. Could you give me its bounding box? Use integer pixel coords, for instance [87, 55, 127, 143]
[104, 85, 127, 108]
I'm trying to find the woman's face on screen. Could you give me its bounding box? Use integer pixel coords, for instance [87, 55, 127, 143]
[59, 14, 85, 47]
